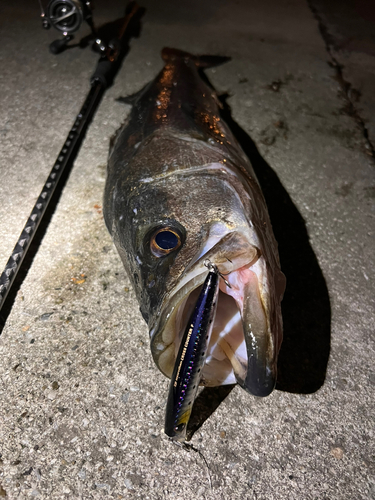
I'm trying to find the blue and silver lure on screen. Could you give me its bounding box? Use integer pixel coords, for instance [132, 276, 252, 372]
[165, 260, 229, 441]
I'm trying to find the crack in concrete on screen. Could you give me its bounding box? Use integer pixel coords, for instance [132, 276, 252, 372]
[307, 0, 375, 163]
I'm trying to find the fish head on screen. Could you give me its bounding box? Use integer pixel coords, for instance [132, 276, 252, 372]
[105, 136, 285, 398]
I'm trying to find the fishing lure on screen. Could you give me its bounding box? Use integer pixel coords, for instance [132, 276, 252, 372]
[165, 260, 230, 441]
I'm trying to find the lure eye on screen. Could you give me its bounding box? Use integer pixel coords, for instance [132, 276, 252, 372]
[150, 228, 182, 257]
[174, 423, 186, 433]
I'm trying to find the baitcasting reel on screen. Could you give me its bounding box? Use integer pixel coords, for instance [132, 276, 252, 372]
[39, 0, 105, 54]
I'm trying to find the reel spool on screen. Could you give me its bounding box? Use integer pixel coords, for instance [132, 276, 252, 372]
[46, 0, 87, 34]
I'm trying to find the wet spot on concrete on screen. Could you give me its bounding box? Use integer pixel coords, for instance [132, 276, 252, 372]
[316, 124, 360, 149]
[260, 129, 276, 146]
[335, 182, 353, 197]
[259, 120, 288, 145]
[268, 79, 283, 92]
[266, 75, 294, 92]
[363, 186, 375, 199]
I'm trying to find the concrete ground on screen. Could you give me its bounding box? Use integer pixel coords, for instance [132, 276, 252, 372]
[0, 0, 374, 498]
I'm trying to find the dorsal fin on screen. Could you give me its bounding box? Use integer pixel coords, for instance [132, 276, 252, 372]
[161, 47, 230, 69]
[115, 82, 151, 106]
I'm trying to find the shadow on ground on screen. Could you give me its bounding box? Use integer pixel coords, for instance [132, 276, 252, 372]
[220, 94, 332, 395]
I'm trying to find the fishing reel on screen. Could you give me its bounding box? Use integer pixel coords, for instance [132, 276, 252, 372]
[39, 0, 104, 54]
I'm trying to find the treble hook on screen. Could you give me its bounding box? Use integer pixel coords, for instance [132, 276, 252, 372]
[203, 259, 232, 289]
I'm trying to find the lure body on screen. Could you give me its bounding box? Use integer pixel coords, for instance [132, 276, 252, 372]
[165, 268, 220, 441]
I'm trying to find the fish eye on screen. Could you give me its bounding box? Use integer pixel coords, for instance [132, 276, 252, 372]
[150, 228, 182, 257]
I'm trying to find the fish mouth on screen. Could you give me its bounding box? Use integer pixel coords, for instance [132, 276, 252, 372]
[150, 231, 285, 397]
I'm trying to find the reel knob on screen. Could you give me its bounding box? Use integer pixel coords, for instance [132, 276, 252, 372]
[49, 35, 73, 54]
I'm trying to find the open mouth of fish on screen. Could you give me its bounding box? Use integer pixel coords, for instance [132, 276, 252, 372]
[150, 230, 281, 397]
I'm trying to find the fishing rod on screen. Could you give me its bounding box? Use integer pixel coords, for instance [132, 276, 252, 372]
[0, 2, 141, 317]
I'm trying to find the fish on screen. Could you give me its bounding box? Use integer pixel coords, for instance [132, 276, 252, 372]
[103, 47, 286, 399]
[165, 261, 220, 441]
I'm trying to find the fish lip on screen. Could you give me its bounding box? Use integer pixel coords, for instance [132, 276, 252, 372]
[149, 259, 210, 341]
[244, 362, 276, 397]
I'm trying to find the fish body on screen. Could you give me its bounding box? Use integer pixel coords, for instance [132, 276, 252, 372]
[165, 265, 219, 441]
[104, 48, 286, 398]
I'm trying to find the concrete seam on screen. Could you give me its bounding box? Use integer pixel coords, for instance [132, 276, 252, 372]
[307, 0, 375, 164]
